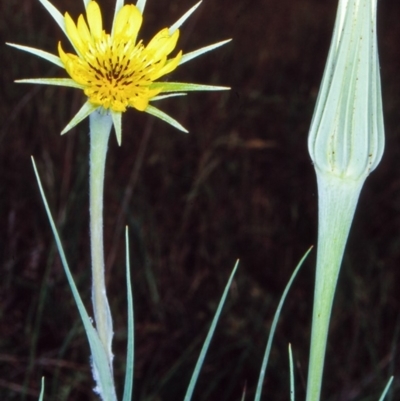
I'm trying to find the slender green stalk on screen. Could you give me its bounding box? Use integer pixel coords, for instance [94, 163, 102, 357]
[89, 110, 114, 369]
[306, 173, 363, 401]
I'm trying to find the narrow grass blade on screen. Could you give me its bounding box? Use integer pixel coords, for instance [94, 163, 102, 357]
[122, 227, 135, 401]
[378, 376, 393, 401]
[31, 158, 116, 401]
[254, 247, 313, 401]
[183, 260, 239, 401]
[288, 344, 295, 401]
[38, 377, 45, 401]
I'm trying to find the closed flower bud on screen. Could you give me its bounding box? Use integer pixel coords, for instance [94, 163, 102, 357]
[308, 0, 384, 182]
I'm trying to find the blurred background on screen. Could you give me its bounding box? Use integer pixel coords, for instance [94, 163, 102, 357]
[1, 0, 400, 400]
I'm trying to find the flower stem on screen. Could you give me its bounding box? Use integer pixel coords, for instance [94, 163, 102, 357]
[306, 171, 364, 401]
[89, 110, 114, 369]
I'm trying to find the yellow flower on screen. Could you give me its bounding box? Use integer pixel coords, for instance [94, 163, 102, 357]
[59, 1, 181, 113]
[9, 0, 230, 144]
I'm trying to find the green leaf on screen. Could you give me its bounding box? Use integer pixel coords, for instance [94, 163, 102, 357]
[183, 260, 239, 401]
[179, 39, 232, 65]
[122, 227, 135, 401]
[144, 104, 188, 133]
[7, 43, 63, 68]
[254, 247, 312, 401]
[31, 158, 117, 401]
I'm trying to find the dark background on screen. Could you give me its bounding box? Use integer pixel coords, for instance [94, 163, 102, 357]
[1, 0, 400, 400]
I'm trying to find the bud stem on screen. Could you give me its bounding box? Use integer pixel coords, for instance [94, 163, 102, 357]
[306, 172, 364, 401]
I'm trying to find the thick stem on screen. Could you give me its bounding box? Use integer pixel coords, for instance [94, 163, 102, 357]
[305, 171, 364, 401]
[89, 110, 114, 368]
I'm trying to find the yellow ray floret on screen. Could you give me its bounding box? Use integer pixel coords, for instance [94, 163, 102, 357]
[59, 1, 182, 113]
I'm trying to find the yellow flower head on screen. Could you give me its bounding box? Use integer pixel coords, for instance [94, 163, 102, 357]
[9, 0, 231, 143]
[60, 1, 181, 113]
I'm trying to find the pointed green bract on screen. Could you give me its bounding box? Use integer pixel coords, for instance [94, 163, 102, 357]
[151, 82, 230, 92]
[179, 39, 232, 66]
[37, 0, 83, 56]
[37, 0, 66, 36]
[7, 43, 63, 68]
[136, 0, 146, 14]
[61, 101, 97, 135]
[169, 1, 202, 34]
[151, 93, 187, 101]
[16, 78, 84, 89]
[145, 104, 188, 133]
[111, 110, 122, 146]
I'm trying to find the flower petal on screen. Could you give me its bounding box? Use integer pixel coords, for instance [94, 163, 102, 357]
[86, 1, 103, 40]
[151, 51, 182, 80]
[77, 14, 92, 45]
[65, 12, 86, 56]
[146, 28, 180, 60]
[113, 4, 142, 42]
